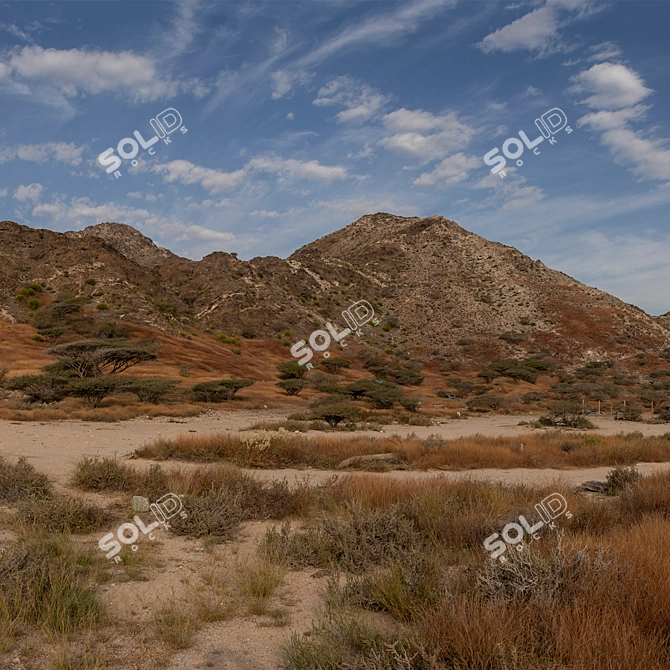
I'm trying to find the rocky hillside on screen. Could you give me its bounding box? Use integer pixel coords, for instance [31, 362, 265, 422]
[1, 214, 668, 365]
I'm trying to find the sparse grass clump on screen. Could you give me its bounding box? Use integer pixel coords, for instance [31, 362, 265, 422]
[154, 601, 200, 649]
[0, 534, 102, 635]
[0, 456, 53, 502]
[70, 457, 168, 498]
[17, 495, 111, 534]
[235, 556, 286, 615]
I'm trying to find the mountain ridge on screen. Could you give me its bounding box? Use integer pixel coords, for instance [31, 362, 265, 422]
[1, 214, 668, 365]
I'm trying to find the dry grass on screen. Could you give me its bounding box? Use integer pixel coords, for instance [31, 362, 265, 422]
[136, 430, 670, 470]
[282, 470, 670, 669]
[235, 556, 287, 615]
[0, 400, 204, 422]
[0, 455, 53, 501]
[153, 600, 201, 650]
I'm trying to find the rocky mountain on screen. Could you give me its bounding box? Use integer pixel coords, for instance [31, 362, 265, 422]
[1, 214, 668, 365]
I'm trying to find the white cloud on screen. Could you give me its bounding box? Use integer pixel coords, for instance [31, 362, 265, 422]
[414, 153, 481, 186]
[250, 209, 280, 218]
[32, 196, 235, 244]
[0, 141, 85, 166]
[313, 76, 389, 122]
[0, 188, 7, 198]
[571, 63, 670, 182]
[14, 183, 43, 202]
[298, 0, 456, 68]
[477, 0, 596, 55]
[569, 62, 652, 110]
[153, 160, 247, 194]
[379, 108, 476, 161]
[270, 69, 312, 100]
[4, 46, 198, 102]
[246, 155, 348, 182]
[127, 191, 143, 200]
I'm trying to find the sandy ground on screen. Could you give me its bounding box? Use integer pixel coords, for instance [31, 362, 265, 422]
[2, 409, 670, 485]
[3, 410, 670, 669]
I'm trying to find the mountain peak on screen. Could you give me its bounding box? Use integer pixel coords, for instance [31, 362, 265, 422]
[65, 223, 180, 268]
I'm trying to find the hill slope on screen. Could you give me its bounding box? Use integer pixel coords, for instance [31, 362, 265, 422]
[0, 214, 668, 364]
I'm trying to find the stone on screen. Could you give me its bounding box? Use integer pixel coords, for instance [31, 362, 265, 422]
[132, 495, 150, 512]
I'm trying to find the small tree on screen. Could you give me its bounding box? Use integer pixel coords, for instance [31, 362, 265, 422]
[192, 379, 255, 402]
[344, 380, 379, 400]
[365, 386, 403, 410]
[538, 401, 594, 428]
[398, 395, 421, 412]
[122, 378, 181, 404]
[276, 361, 306, 379]
[466, 394, 505, 412]
[47, 340, 156, 378]
[320, 357, 351, 374]
[67, 377, 123, 408]
[309, 399, 361, 427]
[5, 374, 69, 403]
[277, 379, 308, 396]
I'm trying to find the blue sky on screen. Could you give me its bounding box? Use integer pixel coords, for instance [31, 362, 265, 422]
[1, 0, 669, 313]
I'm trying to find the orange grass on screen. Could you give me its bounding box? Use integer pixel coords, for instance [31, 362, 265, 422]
[135, 430, 670, 470]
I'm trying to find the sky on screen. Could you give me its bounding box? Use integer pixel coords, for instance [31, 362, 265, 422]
[0, 0, 669, 314]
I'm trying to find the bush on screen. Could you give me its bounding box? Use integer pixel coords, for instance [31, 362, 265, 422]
[365, 386, 403, 410]
[85, 278, 96, 286]
[217, 333, 241, 344]
[614, 403, 643, 422]
[398, 395, 421, 412]
[277, 379, 308, 396]
[17, 495, 111, 534]
[191, 379, 255, 402]
[309, 398, 362, 427]
[70, 456, 139, 492]
[67, 376, 124, 408]
[538, 401, 595, 429]
[276, 361, 306, 379]
[5, 374, 70, 403]
[27, 298, 40, 310]
[344, 379, 379, 400]
[605, 466, 641, 495]
[522, 392, 545, 404]
[466, 394, 505, 412]
[0, 456, 52, 502]
[122, 378, 181, 403]
[320, 357, 351, 374]
[95, 302, 109, 310]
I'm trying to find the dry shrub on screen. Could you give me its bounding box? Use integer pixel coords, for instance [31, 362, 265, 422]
[285, 614, 437, 670]
[168, 488, 244, 539]
[17, 495, 111, 534]
[618, 469, 670, 521]
[0, 456, 53, 501]
[136, 430, 670, 470]
[70, 456, 169, 499]
[165, 464, 312, 519]
[263, 504, 422, 573]
[0, 401, 203, 423]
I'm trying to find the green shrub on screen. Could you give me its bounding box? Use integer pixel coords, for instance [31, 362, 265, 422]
[85, 278, 96, 286]
[27, 298, 40, 310]
[95, 302, 109, 310]
[277, 379, 308, 396]
[605, 466, 641, 495]
[276, 361, 306, 379]
[309, 398, 362, 427]
[5, 374, 70, 403]
[122, 378, 181, 403]
[191, 379, 255, 402]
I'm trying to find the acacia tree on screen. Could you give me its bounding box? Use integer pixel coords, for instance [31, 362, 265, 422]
[67, 377, 124, 408]
[191, 379, 255, 402]
[47, 340, 157, 378]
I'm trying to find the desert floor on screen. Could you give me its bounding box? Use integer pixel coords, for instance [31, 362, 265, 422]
[3, 412, 670, 670]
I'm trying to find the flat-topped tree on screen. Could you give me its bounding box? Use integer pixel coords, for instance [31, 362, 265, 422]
[46, 339, 157, 378]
